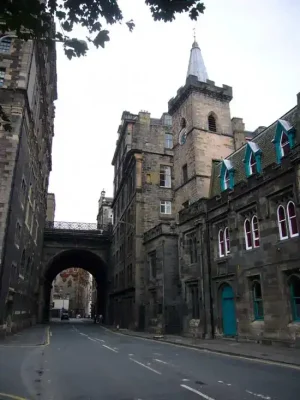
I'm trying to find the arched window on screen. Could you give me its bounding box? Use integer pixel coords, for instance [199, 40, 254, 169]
[208, 114, 217, 132]
[277, 205, 288, 240]
[252, 281, 264, 320]
[218, 229, 225, 257]
[280, 131, 291, 157]
[249, 152, 257, 175]
[289, 276, 300, 321]
[251, 216, 260, 248]
[244, 219, 252, 249]
[19, 250, 26, 277]
[287, 201, 299, 237]
[224, 227, 230, 255]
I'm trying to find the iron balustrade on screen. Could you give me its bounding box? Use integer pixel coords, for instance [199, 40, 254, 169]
[44, 221, 111, 233]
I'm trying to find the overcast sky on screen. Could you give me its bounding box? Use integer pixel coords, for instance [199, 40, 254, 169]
[48, 0, 300, 223]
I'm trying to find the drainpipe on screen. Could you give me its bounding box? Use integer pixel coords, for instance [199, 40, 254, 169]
[162, 239, 165, 335]
[199, 225, 206, 338]
[206, 215, 215, 338]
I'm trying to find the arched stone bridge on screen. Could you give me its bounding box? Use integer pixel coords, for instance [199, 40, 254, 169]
[38, 221, 112, 322]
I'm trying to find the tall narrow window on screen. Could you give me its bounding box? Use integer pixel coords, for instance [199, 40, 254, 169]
[160, 165, 171, 188]
[289, 276, 300, 321]
[182, 164, 188, 183]
[244, 219, 252, 249]
[148, 251, 157, 280]
[252, 281, 264, 320]
[249, 153, 257, 175]
[0, 37, 12, 53]
[208, 114, 217, 132]
[251, 216, 260, 248]
[15, 221, 22, 247]
[223, 169, 230, 190]
[19, 250, 26, 278]
[224, 227, 230, 255]
[287, 201, 299, 237]
[164, 133, 173, 149]
[280, 132, 291, 157]
[0, 68, 5, 87]
[277, 205, 288, 240]
[218, 229, 225, 257]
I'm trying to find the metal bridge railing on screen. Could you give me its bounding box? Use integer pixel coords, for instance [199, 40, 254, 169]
[44, 221, 111, 232]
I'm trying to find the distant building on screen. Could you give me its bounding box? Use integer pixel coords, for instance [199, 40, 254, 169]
[97, 190, 113, 228]
[46, 193, 56, 222]
[0, 33, 57, 336]
[51, 268, 92, 317]
[109, 110, 173, 329]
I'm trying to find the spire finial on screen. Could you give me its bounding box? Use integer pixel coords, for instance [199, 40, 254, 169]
[193, 27, 196, 41]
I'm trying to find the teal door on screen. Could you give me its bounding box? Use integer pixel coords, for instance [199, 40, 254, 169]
[222, 284, 237, 336]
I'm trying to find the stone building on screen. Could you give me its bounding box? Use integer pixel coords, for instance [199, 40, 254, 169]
[0, 34, 57, 335]
[111, 38, 300, 345]
[97, 189, 113, 228]
[110, 110, 174, 329]
[52, 268, 92, 317]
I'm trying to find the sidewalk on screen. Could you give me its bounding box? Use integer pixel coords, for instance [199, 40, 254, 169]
[0, 324, 48, 346]
[108, 327, 300, 367]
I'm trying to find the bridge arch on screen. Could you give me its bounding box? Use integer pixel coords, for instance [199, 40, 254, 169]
[40, 248, 108, 323]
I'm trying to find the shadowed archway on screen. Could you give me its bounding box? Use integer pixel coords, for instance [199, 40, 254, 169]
[40, 249, 108, 323]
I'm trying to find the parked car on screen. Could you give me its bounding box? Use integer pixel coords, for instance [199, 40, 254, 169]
[61, 312, 69, 320]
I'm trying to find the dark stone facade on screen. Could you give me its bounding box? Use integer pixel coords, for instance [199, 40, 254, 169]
[110, 111, 174, 330]
[159, 93, 300, 344]
[0, 37, 57, 336]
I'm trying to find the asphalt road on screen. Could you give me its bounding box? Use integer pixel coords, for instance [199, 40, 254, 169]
[0, 320, 300, 400]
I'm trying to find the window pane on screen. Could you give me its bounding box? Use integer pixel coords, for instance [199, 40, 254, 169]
[281, 132, 290, 156]
[254, 282, 262, 299]
[280, 219, 287, 238]
[255, 300, 264, 319]
[293, 279, 300, 297]
[225, 228, 230, 253]
[250, 153, 257, 174]
[245, 220, 252, 248]
[288, 202, 298, 236]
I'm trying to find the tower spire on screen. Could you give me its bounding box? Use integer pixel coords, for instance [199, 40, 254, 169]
[186, 30, 208, 83]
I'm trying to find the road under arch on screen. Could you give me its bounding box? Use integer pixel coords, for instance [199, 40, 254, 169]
[40, 249, 107, 323]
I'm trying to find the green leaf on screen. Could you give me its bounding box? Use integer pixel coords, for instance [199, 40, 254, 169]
[93, 30, 110, 49]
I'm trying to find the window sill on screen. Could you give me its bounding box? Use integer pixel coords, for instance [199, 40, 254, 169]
[216, 256, 230, 264]
[251, 319, 264, 324]
[245, 246, 260, 253]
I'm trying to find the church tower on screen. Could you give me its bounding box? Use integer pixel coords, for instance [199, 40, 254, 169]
[168, 38, 235, 212]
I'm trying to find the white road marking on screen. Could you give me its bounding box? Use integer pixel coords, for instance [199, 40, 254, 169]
[87, 337, 97, 342]
[181, 384, 215, 400]
[93, 338, 105, 342]
[103, 327, 300, 371]
[218, 380, 231, 386]
[129, 353, 134, 356]
[153, 352, 162, 356]
[246, 390, 271, 399]
[182, 379, 190, 382]
[80, 333, 88, 337]
[130, 358, 162, 375]
[102, 344, 118, 353]
[154, 358, 168, 365]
